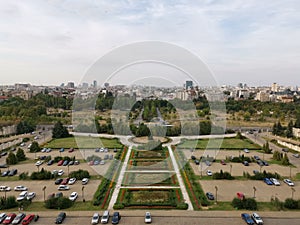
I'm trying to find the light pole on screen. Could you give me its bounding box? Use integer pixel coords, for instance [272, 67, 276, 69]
[253, 186, 256, 198]
[259, 165, 262, 173]
[67, 164, 70, 177]
[230, 164, 232, 176]
[291, 188, 295, 199]
[200, 162, 203, 178]
[37, 165, 40, 172]
[82, 186, 85, 202]
[215, 186, 218, 204]
[290, 166, 292, 178]
[42, 186, 46, 202]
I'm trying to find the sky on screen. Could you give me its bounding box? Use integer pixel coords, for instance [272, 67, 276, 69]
[0, 0, 300, 87]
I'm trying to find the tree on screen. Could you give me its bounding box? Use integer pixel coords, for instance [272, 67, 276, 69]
[286, 120, 294, 138]
[281, 153, 290, 166]
[6, 152, 18, 165]
[16, 148, 26, 161]
[29, 141, 40, 153]
[262, 141, 272, 154]
[16, 120, 35, 135]
[52, 121, 70, 139]
[295, 115, 300, 128]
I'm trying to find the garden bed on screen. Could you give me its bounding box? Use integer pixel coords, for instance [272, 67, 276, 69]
[122, 172, 178, 186]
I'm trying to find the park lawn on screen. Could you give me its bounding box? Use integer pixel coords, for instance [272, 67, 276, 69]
[44, 136, 123, 149]
[123, 172, 178, 186]
[178, 137, 260, 150]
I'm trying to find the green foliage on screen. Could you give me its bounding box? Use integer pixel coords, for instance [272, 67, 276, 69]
[272, 121, 284, 136]
[272, 151, 290, 165]
[6, 152, 18, 165]
[22, 137, 30, 142]
[231, 197, 257, 210]
[29, 141, 40, 153]
[243, 171, 281, 180]
[137, 140, 163, 151]
[113, 203, 125, 209]
[19, 172, 29, 180]
[16, 148, 26, 161]
[45, 197, 73, 209]
[52, 121, 70, 139]
[262, 141, 272, 154]
[284, 198, 299, 209]
[286, 120, 294, 138]
[69, 169, 90, 180]
[16, 120, 35, 135]
[236, 131, 244, 139]
[30, 168, 54, 180]
[0, 196, 18, 210]
[212, 170, 234, 180]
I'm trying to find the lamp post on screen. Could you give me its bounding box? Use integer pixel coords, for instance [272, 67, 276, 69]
[290, 166, 292, 178]
[199, 162, 203, 178]
[82, 186, 85, 202]
[215, 186, 218, 204]
[67, 164, 70, 177]
[291, 188, 295, 199]
[253, 186, 256, 198]
[259, 165, 262, 173]
[230, 164, 232, 176]
[37, 165, 40, 172]
[42, 186, 46, 202]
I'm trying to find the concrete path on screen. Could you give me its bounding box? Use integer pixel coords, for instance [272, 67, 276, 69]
[120, 186, 181, 189]
[125, 170, 175, 173]
[108, 145, 132, 209]
[167, 145, 193, 210]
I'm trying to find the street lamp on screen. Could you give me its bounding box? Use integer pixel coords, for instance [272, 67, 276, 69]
[215, 186, 218, 204]
[199, 162, 203, 178]
[259, 165, 262, 173]
[82, 186, 85, 202]
[291, 188, 295, 199]
[253, 186, 256, 198]
[37, 165, 40, 172]
[67, 164, 70, 176]
[289, 166, 292, 178]
[230, 164, 232, 176]
[42, 186, 46, 202]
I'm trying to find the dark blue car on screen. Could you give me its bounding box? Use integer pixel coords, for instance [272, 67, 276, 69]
[241, 213, 255, 225]
[263, 177, 273, 185]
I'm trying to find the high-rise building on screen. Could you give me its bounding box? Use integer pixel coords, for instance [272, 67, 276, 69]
[185, 80, 193, 90]
[271, 83, 279, 92]
[67, 82, 75, 89]
[93, 80, 97, 88]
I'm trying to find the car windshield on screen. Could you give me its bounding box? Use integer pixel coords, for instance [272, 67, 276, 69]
[93, 216, 98, 219]
[146, 215, 151, 219]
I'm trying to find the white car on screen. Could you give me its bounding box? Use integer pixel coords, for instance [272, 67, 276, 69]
[91, 213, 100, 224]
[57, 170, 64, 176]
[0, 213, 7, 223]
[0, 186, 11, 192]
[283, 179, 295, 186]
[58, 185, 70, 191]
[27, 192, 36, 200]
[14, 185, 28, 191]
[145, 212, 152, 223]
[82, 178, 89, 185]
[17, 191, 28, 201]
[101, 211, 109, 224]
[206, 170, 213, 176]
[35, 160, 43, 166]
[244, 149, 250, 153]
[251, 212, 263, 225]
[270, 178, 280, 186]
[69, 192, 78, 201]
[68, 177, 77, 185]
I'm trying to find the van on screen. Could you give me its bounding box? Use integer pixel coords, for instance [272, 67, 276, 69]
[101, 211, 109, 224]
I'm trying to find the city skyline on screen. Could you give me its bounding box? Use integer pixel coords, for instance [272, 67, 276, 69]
[0, 1, 299, 86]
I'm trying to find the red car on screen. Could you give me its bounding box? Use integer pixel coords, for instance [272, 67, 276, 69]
[22, 214, 35, 225]
[61, 178, 69, 185]
[68, 148, 74, 153]
[3, 213, 16, 224]
[57, 160, 64, 166]
[220, 160, 226, 165]
[237, 192, 245, 200]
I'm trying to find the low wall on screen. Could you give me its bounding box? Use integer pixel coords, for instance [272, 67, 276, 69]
[278, 140, 300, 152]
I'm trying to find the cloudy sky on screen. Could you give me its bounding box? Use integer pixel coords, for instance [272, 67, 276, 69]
[0, 0, 299, 87]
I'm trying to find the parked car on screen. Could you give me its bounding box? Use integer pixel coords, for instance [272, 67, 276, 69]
[293, 153, 300, 158]
[109, 155, 113, 160]
[0, 185, 11, 192]
[47, 193, 55, 199]
[17, 191, 28, 201]
[257, 160, 264, 166]
[100, 211, 109, 224]
[21, 214, 35, 225]
[57, 160, 64, 166]
[47, 160, 54, 166]
[68, 148, 74, 153]
[55, 192, 63, 198]
[282, 148, 289, 152]
[12, 213, 26, 225]
[82, 178, 89, 185]
[220, 160, 226, 165]
[61, 178, 69, 185]
[243, 161, 249, 166]
[205, 160, 211, 166]
[1, 170, 10, 177]
[241, 213, 255, 225]
[206, 170, 213, 176]
[244, 149, 250, 153]
[35, 161, 43, 166]
[253, 170, 259, 175]
[263, 178, 273, 185]
[283, 178, 295, 186]
[69, 192, 78, 201]
[58, 185, 70, 191]
[91, 213, 100, 225]
[191, 155, 196, 160]
[57, 170, 64, 176]
[251, 212, 263, 225]
[194, 160, 200, 165]
[144, 212, 152, 224]
[8, 169, 18, 176]
[62, 160, 69, 166]
[111, 212, 121, 224]
[68, 161, 74, 166]
[237, 192, 245, 200]
[74, 160, 80, 165]
[3, 213, 16, 224]
[206, 192, 215, 200]
[59, 148, 65, 152]
[68, 178, 76, 185]
[262, 161, 269, 166]
[55, 212, 66, 224]
[26, 192, 36, 200]
[55, 178, 63, 185]
[0, 213, 7, 223]
[253, 155, 260, 161]
[14, 186, 28, 191]
[270, 178, 280, 186]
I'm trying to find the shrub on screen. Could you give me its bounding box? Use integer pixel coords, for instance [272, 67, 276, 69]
[45, 197, 73, 209]
[284, 198, 299, 209]
[0, 196, 18, 210]
[231, 197, 257, 210]
[69, 169, 90, 180]
[16, 148, 26, 161]
[19, 172, 29, 180]
[113, 203, 125, 209]
[212, 170, 234, 180]
[30, 168, 54, 180]
[6, 152, 18, 165]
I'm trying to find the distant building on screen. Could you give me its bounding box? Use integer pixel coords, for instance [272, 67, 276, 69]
[271, 83, 279, 92]
[185, 80, 193, 90]
[82, 82, 89, 89]
[93, 80, 97, 88]
[255, 91, 270, 102]
[67, 82, 75, 89]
